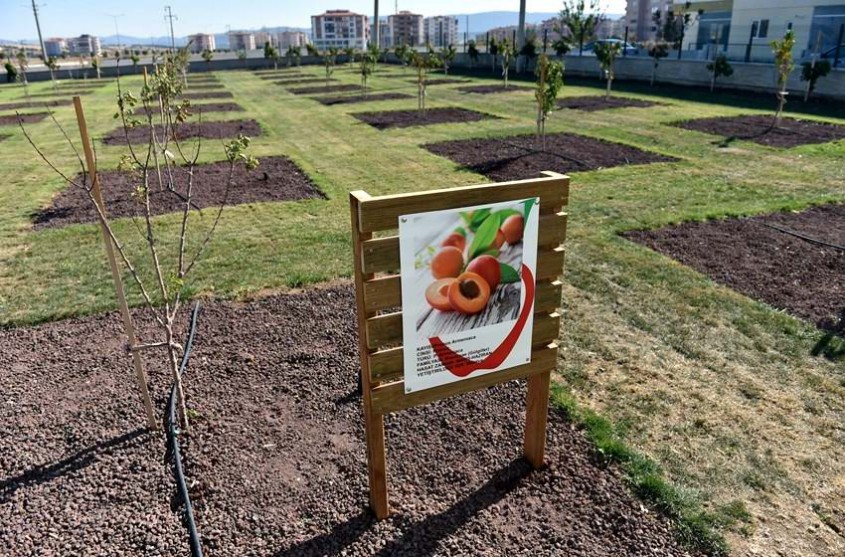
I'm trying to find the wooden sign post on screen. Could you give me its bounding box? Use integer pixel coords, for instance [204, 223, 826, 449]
[350, 171, 569, 518]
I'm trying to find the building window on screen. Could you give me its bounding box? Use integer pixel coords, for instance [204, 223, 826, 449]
[758, 19, 769, 38]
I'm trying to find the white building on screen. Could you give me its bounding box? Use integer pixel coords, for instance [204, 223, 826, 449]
[188, 33, 216, 53]
[44, 38, 67, 57]
[625, 0, 675, 41]
[311, 9, 370, 50]
[254, 31, 275, 49]
[68, 34, 102, 57]
[424, 16, 459, 47]
[228, 31, 256, 51]
[276, 31, 309, 49]
[370, 18, 392, 48]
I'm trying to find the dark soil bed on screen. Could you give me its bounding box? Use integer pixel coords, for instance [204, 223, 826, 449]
[558, 96, 661, 111]
[354, 107, 497, 130]
[102, 119, 261, 145]
[425, 132, 677, 181]
[313, 92, 412, 105]
[25, 89, 99, 98]
[33, 155, 323, 229]
[188, 84, 226, 91]
[276, 78, 337, 86]
[288, 84, 362, 95]
[258, 73, 309, 80]
[181, 91, 234, 100]
[0, 284, 696, 556]
[414, 78, 471, 86]
[0, 99, 73, 111]
[673, 114, 845, 148]
[457, 84, 533, 94]
[0, 112, 49, 125]
[624, 204, 845, 336]
[189, 102, 245, 114]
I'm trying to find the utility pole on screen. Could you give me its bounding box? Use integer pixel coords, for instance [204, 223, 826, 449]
[107, 13, 125, 53]
[31, 0, 47, 61]
[374, 0, 379, 49]
[164, 6, 178, 53]
[517, 0, 526, 72]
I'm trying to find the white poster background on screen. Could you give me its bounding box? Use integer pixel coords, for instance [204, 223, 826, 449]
[399, 198, 540, 393]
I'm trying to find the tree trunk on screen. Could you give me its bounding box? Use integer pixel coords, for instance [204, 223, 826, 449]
[651, 62, 657, 86]
[166, 325, 189, 430]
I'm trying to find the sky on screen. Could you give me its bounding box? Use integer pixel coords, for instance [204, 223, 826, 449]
[6, 0, 627, 42]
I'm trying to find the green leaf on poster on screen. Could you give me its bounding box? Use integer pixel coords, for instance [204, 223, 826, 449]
[500, 262, 520, 283]
[468, 215, 499, 260]
[523, 198, 536, 223]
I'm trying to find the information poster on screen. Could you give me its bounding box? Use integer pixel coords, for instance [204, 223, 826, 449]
[399, 198, 540, 393]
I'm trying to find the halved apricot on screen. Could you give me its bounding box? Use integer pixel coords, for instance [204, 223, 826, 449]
[501, 215, 524, 244]
[425, 278, 456, 311]
[448, 272, 491, 315]
[430, 246, 464, 279]
[466, 255, 501, 290]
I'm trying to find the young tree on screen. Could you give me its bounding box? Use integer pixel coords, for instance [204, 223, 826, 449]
[801, 59, 831, 101]
[500, 37, 515, 88]
[237, 49, 248, 69]
[665, 2, 703, 60]
[394, 44, 409, 71]
[467, 40, 479, 68]
[323, 47, 338, 86]
[519, 35, 539, 73]
[360, 48, 376, 94]
[534, 53, 564, 148]
[286, 45, 301, 67]
[305, 43, 319, 57]
[594, 41, 621, 99]
[552, 37, 571, 57]
[343, 46, 356, 67]
[440, 44, 457, 75]
[559, 0, 605, 56]
[410, 49, 441, 113]
[45, 56, 60, 87]
[201, 48, 214, 70]
[770, 30, 795, 123]
[264, 42, 281, 70]
[130, 54, 141, 74]
[646, 41, 669, 85]
[18, 59, 257, 431]
[4, 59, 17, 84]
[706, 53, 733, 92]
[489, 36, 500, 73]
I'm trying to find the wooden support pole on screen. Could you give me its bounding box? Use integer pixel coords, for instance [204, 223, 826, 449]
[523, 369, 552, 468]
[72, 96, 158, 430]
[350, 191, 389, 519]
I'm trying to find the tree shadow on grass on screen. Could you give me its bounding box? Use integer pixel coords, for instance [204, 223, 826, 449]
[273, 457, 534, 557]
[0, 428, 148, 503]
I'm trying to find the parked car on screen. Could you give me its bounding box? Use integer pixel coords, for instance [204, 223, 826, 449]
[577, 39, 639, 56]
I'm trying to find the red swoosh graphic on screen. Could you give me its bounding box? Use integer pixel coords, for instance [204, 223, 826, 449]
[430, 264, 535, 377]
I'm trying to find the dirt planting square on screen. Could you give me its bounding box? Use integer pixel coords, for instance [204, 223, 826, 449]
[189, 102, 245, 114]
[276, 78, 338, 86]
[0, 112, 49, 126]
[457, 85, 533, 94]
[354, 107, 497, 130]
[425, 132, 677, 181]
[624, 203, 845, 336]
[102, 119, 262, 145]
[0, 99, 72, 111]
[182, 91, 235, 100]
[287, 84, 362, 95]
[558, 96, 662, 111]
[673, 114, 845, 147]
[312, 92, 413, 106]
[33, 155, 324, 228]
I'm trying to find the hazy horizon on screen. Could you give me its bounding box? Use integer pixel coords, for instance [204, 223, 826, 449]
[6, 1, 627, 43]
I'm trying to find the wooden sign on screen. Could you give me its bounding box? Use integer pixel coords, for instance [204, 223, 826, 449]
[349, 171, 569, 519]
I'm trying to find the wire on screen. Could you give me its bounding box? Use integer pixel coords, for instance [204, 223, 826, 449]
[755, 220, 845, 252]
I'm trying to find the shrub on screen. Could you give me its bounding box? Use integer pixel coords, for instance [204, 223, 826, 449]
[706, 54, 733, 92]
[800, 59, 831, 100]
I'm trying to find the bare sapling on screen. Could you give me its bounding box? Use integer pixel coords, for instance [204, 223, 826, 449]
[440, 44, 456, 75]
[500, 37, 514, 88]
[323, 47, 338, 86]
[45, 56, 60, 91]
[201, 48, 214, 71]
[15, 51, 30, 100]
[17, 55, 258, 431]
[410, 50, 441, 113]
[706, 54, 732, 92]
[534, 54, 564, 149]
[360, 48, 376, 95]
[91, 56, 102, 79]
[594, 41, 621, 99]
[646, 41, 668, 86]
[771, 30, 796, 124]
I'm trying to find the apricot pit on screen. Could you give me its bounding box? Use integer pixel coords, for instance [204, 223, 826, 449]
[448, 272, 491, 315]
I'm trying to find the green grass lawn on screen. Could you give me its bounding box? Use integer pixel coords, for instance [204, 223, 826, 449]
[1, 65, 844, 555]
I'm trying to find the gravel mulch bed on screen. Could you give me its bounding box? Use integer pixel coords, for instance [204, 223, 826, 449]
[189, 102, 245, 114]
[183, 283, 696, 556]
[457, 85, 533, 94]
[673, 114, 845, 148]
[312, 92, 412, 106]
[354, 107, 497, 130]
[425, 132, 677, 181]
[558, 96, 661, 111]
[0, 112, 49, 126]
[102, 119, 262, 145]
[33, 155, 323, 229]
[624, 203, 845, 336]
[181, 91, 234, 100]
[276, 78, 337, 86]
[0, 313, 185, 556]
[0, 99, 73, 111]
[288, 84, 362, 95]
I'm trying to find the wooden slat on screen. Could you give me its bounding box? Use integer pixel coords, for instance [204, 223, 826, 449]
[356, 174, 569, 233]
[360, 211, 569, 275]
[368, 311, 561, 383]
[370, 343, 559, 414]
[363, 247, 565, 314]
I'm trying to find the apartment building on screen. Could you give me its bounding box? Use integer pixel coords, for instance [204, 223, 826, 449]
[311, 9, 370, 50]
[276, 31, 309, 49]
[625, 0, 675, 41]
[228, 31, 256, 51]
[370, 18, 393, 48]
[68, 34, 102, 57]
[424, 16, 459, 47]
[389, 11, 424, 47]
[44, 38, 67, 57]
[188, 33, 216, 53]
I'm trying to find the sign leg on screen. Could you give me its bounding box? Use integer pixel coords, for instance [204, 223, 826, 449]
[523, 369, 551, 469]
[365, 407, 389, 518]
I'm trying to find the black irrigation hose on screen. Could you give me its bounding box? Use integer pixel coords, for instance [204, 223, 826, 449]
[755, 221, 845, 252]
[166, 302, 203, 557]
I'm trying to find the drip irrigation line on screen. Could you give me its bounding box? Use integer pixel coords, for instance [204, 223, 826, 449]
[167, 302, 203, 557]
[754, 221, 845, 252]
